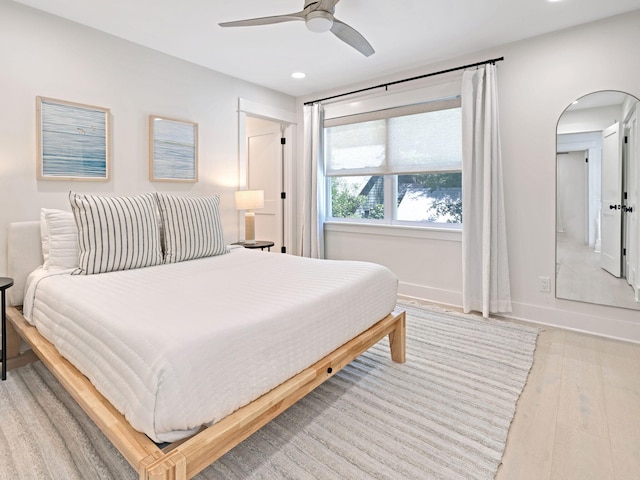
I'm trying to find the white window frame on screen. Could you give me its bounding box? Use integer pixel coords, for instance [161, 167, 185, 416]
[324, 96, 462, 230]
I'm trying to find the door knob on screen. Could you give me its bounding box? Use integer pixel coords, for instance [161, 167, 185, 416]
[609, 204, 621, 210]
[623, 206, 634, 213]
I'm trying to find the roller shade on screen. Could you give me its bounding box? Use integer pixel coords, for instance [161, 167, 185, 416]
[325, 97, 462, 177]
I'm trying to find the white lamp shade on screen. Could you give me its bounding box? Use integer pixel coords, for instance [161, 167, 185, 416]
[235, 190, 264, 211]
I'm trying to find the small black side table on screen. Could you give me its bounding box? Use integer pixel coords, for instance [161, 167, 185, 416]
[232, 241, 275, 252]
[1, 277, 14, 381]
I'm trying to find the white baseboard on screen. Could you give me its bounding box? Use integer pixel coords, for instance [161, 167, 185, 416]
[398, 281, 640, 345]
[501, 302, 640, 345]
[398, 282, 462, 309]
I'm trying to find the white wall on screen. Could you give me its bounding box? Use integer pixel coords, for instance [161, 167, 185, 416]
[0, 0, 295, 278]
[296, 10, 640, 342]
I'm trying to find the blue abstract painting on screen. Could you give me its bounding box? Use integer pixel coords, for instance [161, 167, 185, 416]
[151, 116, 198, 182]
[38, 98, 109, 180]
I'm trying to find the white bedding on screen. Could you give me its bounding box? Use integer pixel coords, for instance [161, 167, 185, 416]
[23, 248, 398, 442]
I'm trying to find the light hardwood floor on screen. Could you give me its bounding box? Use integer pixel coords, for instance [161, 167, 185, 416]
[556, 233, 640, 310]
[496, 325, 640, 480]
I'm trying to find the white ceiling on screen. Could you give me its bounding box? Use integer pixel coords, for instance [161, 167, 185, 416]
[13, 0, 640, 97]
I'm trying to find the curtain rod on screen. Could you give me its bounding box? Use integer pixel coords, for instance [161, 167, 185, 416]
[304, 56, 504, 106]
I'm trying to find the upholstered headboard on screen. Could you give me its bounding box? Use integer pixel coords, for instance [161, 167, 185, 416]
[7, 221, 42, 306]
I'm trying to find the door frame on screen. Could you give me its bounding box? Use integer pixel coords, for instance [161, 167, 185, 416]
[623, 104, 639, 298]
[237, 98, 296, 253]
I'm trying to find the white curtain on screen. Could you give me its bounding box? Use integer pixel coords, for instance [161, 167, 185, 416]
[300, 103, 325, 258]
[461, 64, 512, 317]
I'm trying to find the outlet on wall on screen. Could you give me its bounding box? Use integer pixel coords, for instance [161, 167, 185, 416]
[538, 276, 551, 293]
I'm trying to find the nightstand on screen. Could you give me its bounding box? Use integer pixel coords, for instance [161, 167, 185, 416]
[231, 241, 275, 252]
[1, 277, 14, 381]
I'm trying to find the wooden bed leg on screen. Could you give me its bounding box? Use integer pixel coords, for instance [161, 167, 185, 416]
[5, 320, 21, 359]
[388, 311, 406, 363]
[4, 318, 38, 371]
[141, 450, 187, 480]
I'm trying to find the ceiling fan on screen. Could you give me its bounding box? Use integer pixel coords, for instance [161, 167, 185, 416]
[218, 0, 375, 57]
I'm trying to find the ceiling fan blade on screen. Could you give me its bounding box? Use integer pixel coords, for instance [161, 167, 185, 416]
[330, 18, 375, 57]
[219, 12, 305, 28]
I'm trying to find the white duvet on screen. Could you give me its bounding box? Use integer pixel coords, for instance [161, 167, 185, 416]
[23, 248, 398, 442]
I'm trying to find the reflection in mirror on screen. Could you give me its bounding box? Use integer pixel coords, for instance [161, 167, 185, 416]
[556, 91, 640, 309]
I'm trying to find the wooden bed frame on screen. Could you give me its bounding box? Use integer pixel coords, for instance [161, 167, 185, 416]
[5, 305, 405, 479]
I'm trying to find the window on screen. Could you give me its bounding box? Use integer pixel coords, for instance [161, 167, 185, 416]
[325, 97, 462, 227]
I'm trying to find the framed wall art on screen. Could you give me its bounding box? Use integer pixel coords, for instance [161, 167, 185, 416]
[37, 97, 111, 181]
[149, 115, 198, 182]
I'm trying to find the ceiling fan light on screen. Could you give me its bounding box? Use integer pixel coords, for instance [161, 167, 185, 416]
[306, 11, 333, 33]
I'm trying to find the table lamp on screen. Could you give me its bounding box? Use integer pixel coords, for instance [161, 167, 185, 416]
[235, 189, 264, 244]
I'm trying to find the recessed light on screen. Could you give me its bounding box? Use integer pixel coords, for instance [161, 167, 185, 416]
[291, 72, 306, 79]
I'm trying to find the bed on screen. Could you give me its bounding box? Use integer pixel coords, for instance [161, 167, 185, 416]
[4, 193, 406, 480]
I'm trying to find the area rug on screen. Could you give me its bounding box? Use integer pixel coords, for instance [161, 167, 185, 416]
[0, 302, 538, 479]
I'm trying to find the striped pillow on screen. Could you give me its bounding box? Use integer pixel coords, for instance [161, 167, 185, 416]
[156, 193, 228, 263]
[69, 192, 163, 275]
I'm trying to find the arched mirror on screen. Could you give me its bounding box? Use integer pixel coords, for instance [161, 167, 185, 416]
[556, 90, 640, 309]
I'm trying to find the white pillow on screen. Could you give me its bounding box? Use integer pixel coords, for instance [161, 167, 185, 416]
[40, 208, 79, 270]
[155, 193, 228, 264]
[40, 210, 50, 265]
[69, 192, 163, 275]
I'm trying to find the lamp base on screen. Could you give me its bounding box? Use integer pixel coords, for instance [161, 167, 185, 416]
[244, 212, 257, 244]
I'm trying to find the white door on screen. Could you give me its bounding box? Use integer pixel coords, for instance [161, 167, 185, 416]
[601, 122, 623, 277]
[246, 117, 282, 251]
[557, 151, 588, 244]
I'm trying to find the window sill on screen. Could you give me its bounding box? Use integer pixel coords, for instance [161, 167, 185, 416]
[324, 221, 462, 242]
